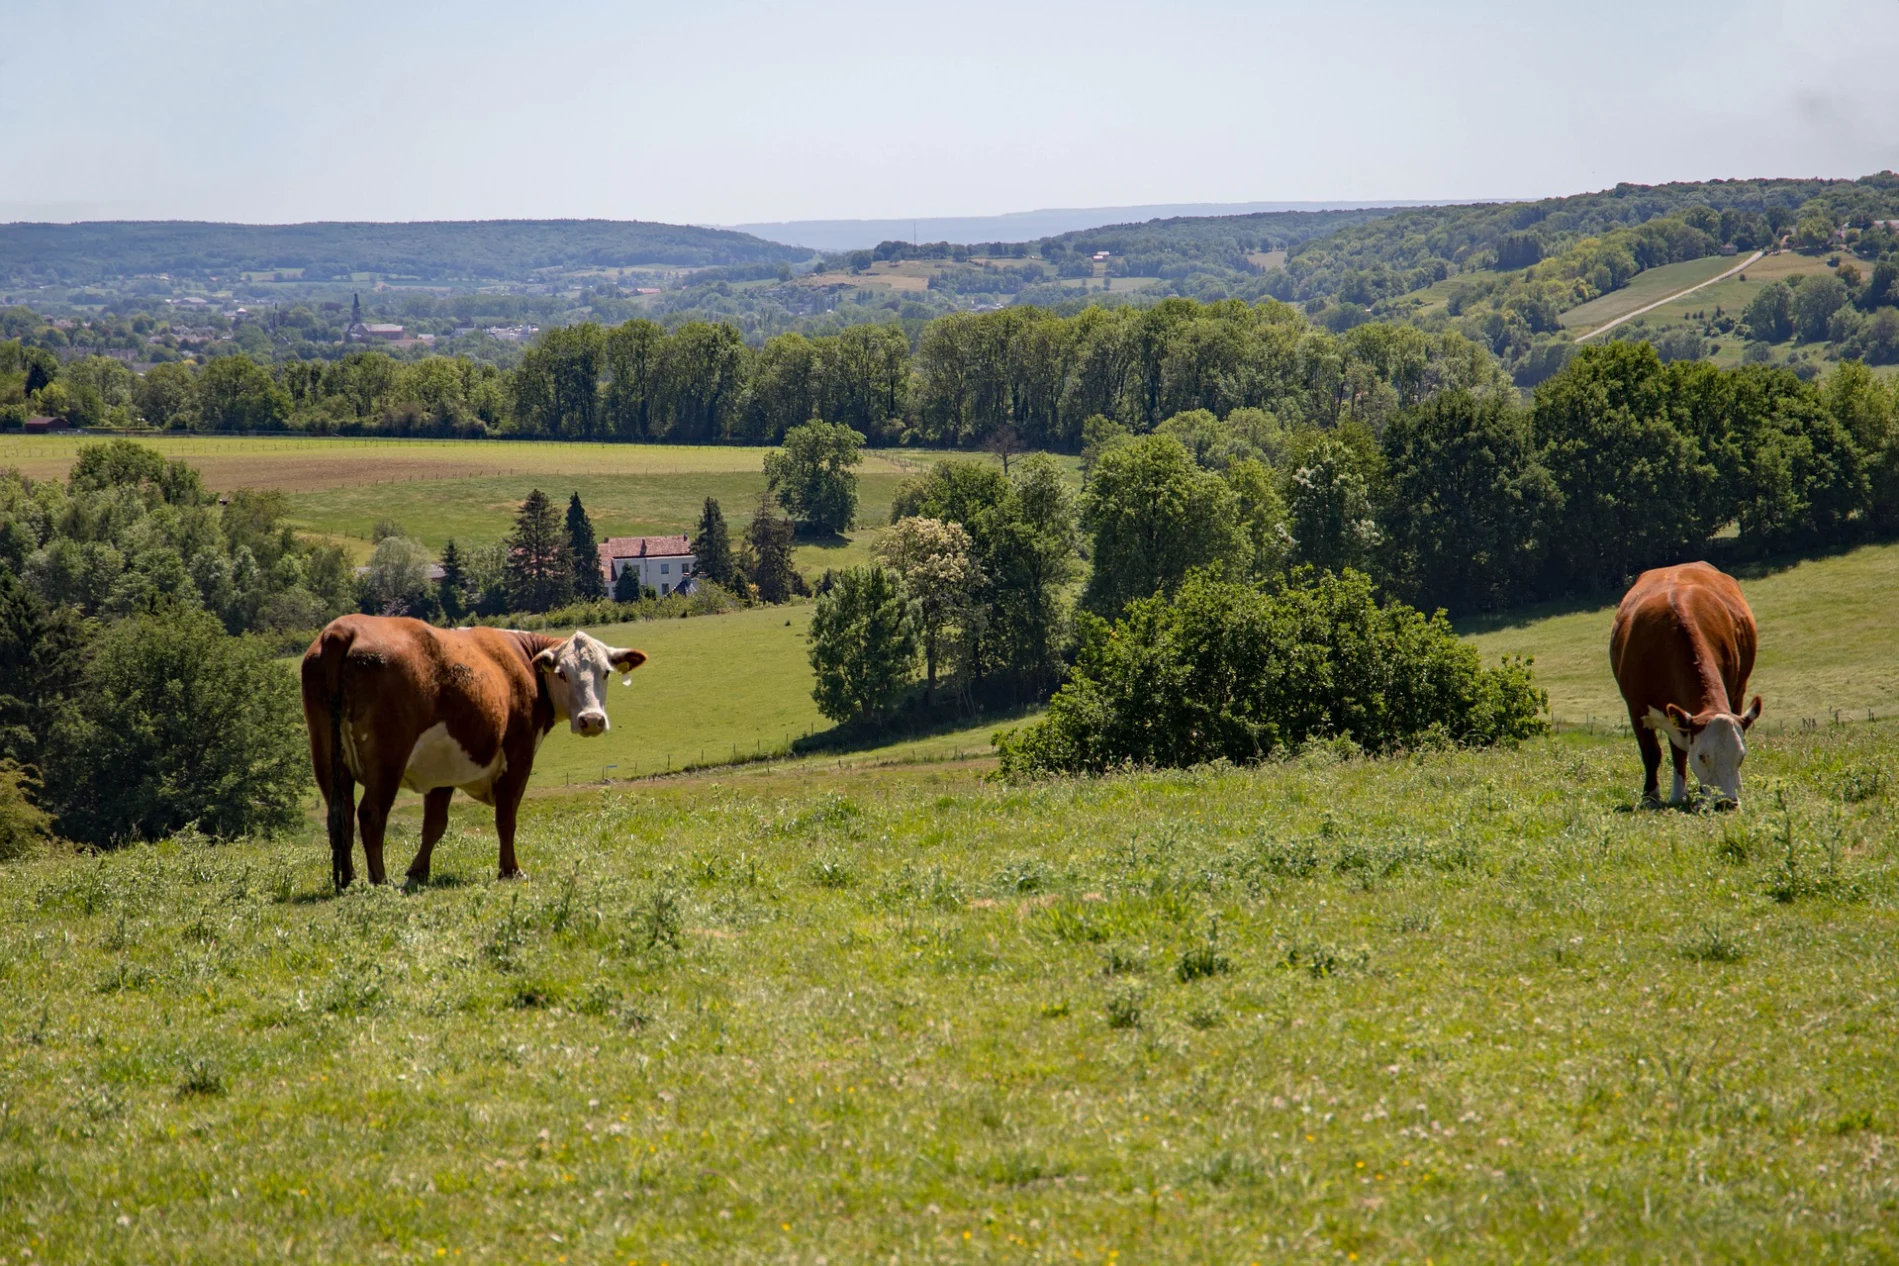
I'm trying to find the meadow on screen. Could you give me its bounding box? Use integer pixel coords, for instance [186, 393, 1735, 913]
[7, 438, 1899, 1259]
[4, 719, 1898, 1262]
[1465, 541, 1899, 729]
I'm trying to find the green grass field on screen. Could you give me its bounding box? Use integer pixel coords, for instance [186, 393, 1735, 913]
[1463, 542, 1899, 729]
[5, 719, 1898, 1262]
[534, 604, 825, 786]
[1557, 255, 1746, 335]
[12, 439, 1899, 1258]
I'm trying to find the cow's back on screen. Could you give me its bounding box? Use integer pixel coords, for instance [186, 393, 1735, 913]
[1611, 562, 1756, 715]
[301, 617, 540, 780]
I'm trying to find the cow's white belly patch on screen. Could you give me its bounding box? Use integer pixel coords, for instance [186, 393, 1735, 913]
[402, 722, 502, 794]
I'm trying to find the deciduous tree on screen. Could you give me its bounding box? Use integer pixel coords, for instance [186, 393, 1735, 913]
[808, 566, 917, 725]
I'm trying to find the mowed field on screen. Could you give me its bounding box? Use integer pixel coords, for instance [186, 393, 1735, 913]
[1464, 542, 1899, 729]
[5, 720, 1899, 1261]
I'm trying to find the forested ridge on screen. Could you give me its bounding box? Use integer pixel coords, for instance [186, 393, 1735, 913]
[0, 220, 815, 286]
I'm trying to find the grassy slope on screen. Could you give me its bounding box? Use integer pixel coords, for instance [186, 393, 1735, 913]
[1463, 542, 1899, 727]
[4, 723, 1898, 1261]
[1555, 255, 1744, 333]
[534, 604, 824, 785]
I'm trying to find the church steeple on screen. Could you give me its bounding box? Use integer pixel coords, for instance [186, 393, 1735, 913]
[351, 292, 362, 325]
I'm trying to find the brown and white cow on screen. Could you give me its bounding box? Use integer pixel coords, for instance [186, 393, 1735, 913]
[1610, 562, 1762, 808]
[301, 616, 646, 888]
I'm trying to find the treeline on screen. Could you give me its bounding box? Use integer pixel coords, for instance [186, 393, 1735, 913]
[5, 298, 1511, 448]
[1075, 343, 1899, 618]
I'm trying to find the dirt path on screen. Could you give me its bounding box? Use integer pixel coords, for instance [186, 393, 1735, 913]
[1573, 250, 1765, 343]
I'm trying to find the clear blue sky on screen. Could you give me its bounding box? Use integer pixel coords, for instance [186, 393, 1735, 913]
[5, 0, 1897, 224]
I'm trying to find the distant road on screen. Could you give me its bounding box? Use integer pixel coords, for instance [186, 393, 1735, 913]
[1573, 250, 1765, 343]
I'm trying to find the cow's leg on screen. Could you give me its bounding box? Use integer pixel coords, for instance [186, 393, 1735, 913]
[356, 776, 400, 886]
[408, 787, 453, 885]
[1668, 741, 1690, 806]
[493, 773, 528, 880]
[1631, 709, 1664, 805]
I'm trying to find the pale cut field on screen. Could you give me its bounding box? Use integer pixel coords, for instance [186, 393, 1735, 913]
[0, 436, 933, 492]
[795, 260, 933, 292]
[1463, 542, 1899, 730]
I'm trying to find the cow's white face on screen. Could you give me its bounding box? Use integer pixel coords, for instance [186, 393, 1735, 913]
[1660, 697, 1762, 807]
[534, 631, 647, 737]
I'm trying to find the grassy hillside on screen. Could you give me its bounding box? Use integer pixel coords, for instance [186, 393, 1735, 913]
[1463, 542, 1899, 728]
[1556, 253, 1745, 334]
[533, 604, 823, 785]
[4, 721, 1896, 1261]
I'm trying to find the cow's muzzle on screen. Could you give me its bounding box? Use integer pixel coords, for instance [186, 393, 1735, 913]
[574, 711, 608, 737]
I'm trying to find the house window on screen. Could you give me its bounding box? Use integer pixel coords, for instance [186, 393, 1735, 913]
[661, 583, 670, 594]
[660, 562, 670, 575]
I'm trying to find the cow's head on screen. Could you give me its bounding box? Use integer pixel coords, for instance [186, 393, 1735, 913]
[1659, 696, 1763, 807]
[533, 631, 647, 737]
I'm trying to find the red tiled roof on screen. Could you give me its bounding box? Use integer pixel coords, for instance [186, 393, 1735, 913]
[596, 535, 692, 573]
[599, 534, 690, 558]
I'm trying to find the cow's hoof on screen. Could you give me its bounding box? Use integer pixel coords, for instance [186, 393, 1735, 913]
[404, 871, 431, 888]
[498, 868, 527, 882]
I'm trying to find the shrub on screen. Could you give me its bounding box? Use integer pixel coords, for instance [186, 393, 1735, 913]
[0, 760, 53, 860]
[44, 605, 307, 846]
[996, 569, 1545, 777]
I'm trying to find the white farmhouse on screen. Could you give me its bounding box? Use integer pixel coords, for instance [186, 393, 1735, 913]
[597, 534, 696, 596]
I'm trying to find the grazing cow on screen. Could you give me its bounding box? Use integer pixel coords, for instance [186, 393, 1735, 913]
[301, 616, 646, 888]
[1609, 562, 1762, 807]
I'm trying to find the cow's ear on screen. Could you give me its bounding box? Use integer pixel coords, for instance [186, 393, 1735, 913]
[1741, 696, 1762, 730]
[610, 647, 647, 678]
[532, 645, 560, 671]
[1663, 703, 1696, 737]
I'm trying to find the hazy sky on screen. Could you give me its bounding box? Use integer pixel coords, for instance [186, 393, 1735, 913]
[5, 0, 1898, 225]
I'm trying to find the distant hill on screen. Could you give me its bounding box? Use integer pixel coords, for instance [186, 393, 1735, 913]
[733, 201, 1462, 252]
[0, 219, 816, 285]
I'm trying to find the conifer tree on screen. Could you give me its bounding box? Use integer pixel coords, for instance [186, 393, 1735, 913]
[743, 495, 800, 604]
[612, 561, 644, 603]
[506, 489, 572, 613]
[566, 492, 605, 601]
[691, 497, 734, 588]
[437, 538, 467, 621]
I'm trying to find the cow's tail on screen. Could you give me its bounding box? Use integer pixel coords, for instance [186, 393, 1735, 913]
[317, 626, 355, 891]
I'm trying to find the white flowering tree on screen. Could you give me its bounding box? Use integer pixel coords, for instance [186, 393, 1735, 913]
[874, 516, 981, 704]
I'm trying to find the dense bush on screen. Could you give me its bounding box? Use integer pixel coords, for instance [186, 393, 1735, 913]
[44, 606, 307, 845]
[995, 570, 1545, 777]
[808, 567, 918, 725]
